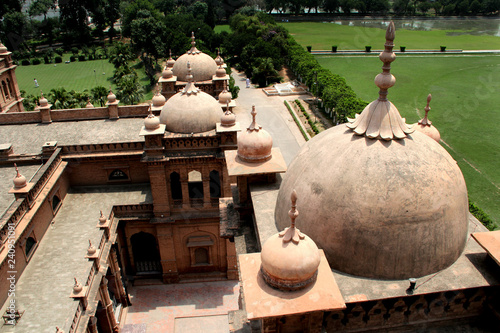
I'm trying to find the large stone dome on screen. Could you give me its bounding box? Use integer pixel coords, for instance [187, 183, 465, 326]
[172, 32, 217, 82]
[274, 22, 468, 280]
[160, 63, 222, 134]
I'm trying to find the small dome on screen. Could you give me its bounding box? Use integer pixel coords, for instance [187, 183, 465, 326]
[98, 211, 107, 224]
[13, 164, 27, 189]
[215, 49, 224, 66]
[144, 106, 160, 130]
[274, 22, 468, 280]
[237, 106, 273, 162]
[172, 32, 218, 82]
[162, 66, 173, 79]
[107, 89, 116, 103]
[73, 278, 83, 293]
[413, 94, 441, 142]
[166, 50, 176, 68]
[85, 99, 94, 108]
[160, 62, 223, 133]
[152, 85, 166, 107]
[87, 240, 97, 255]
[216, 65, 226, 78]
[39, 92, 49, 107]
[261, 190, 320, 291]
[218, 81, 231, 105]
[0, 43, 7, 54]
[220, 107, 236, 127]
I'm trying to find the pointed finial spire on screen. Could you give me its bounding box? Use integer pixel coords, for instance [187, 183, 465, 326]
[186, 62, 193, 81]
[188, 32, 200, 54]
[419, 94, 433, 126]
[181, 62, 200, 95]
[279, 190, 305, 244]
[346, 21, 414, 140]
[14, 163, 20, 178]
[191, 31, 196, 47]
[375, 21, 396, 101]
[169, 49, 172, 58]
[247, 105, 261, 132]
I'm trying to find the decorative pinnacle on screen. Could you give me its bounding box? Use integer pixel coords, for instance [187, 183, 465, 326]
[88, 239, 92, 247]
[418, 94, 433, 126]
[188, 32, 200, 54]
[169, 49, 172, 58]
[247, 105, 262, 132]
[279, 190, 305, 244]
[147, 103, 154, 118]
[375, 21, 396, 101]
[191, 31, 195, 47]
[73, 277, 79, 286]
[182, 62, 200, 95]
[14, 163, 20, 178]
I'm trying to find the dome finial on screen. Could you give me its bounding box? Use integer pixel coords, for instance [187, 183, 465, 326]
[188, 32, 200, 54]
[248, 105, 261, 132]
[346, 21, 414, 140]
[419, 94, 432, 126]
[375, 21, 396, 101]
[279, 190, 305, 244]
[181, 62, 200, 95]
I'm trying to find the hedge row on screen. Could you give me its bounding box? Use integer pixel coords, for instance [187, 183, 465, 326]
[284, 35, 367, 124]
[295, 99, 320, 135]
[469, 199, 496, 231]
[284, 100, 309, 141]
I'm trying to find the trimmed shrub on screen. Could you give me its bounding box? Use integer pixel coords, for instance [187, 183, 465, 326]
[55, 56, 62, 63]
[440, 46, 446, 52]
[365, 46, 372, 52]
[332, 45, 337, 52]
[32, 58, 42, 65]
[400, 46, 406, 52]
[469, 200, 496, 231]
[70, 56, 76, 62]
[21, 59, 30, 66]
[306, 46, 312, 52]
[78, 55, 86, 61]
[44, 55, 51, 64]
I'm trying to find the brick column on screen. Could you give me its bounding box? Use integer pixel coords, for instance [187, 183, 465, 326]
[147, 163, 170, 217]
[180, 168, 190, 207]
[226, 238, 238, 280]
[202, 167, 210, 207]
[99, 278, 119, 333]
[221, 164, 232, 198]
[109, 248, 127, 305]
[157, 225, 179, 283]
[237, 176, 249, 204]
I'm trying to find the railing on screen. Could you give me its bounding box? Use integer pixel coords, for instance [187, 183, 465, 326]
[61, 141, 144, 155]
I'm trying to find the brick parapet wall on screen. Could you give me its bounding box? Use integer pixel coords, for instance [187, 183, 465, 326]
[0, 104, 151, 125]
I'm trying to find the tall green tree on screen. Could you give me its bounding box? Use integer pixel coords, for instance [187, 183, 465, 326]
[116, 72, 144, 105]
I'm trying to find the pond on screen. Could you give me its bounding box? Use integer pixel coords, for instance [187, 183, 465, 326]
[328, 18, 500, 36]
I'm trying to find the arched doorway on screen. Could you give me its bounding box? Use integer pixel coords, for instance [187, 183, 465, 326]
[130, 232, 162, 276]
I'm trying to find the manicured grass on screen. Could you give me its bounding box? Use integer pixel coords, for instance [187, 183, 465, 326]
[16, 56, 153, 104]
[316, 54, 500, 226]
[281, 22, 500, 51]
[214, 25, 231, 34]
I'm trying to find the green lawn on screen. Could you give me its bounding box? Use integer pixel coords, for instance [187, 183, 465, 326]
[282, 22, 500, 51]
[317, 54, 500, 226]
[16, 56, 153, 105]
[214, 25, 231, 34]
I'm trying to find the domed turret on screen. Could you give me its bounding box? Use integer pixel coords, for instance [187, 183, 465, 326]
[413, 94, 441, 142]
[172, 32, 218, 82]
[107, 89, 116, 103]
[166, 49, 176, 68]
[237, 106, 273, 162]
[85, 98, 94, 108]
[274, 22, 468, 280]
[144, 105, 161, 130]
[87, 240, 97, 256]
[152, 84, 166, 108]
[160, 62, 223, 133]
[218, 80, 232, 105]
[216, 65, 226, 78]
[12, 163, 27, 189]
[39, 92, 49, 107]
[261, 190, 321, 291]
[215, 49, 224, 67]
[162, 65, 173, 79]
[98, 211, 107, 224]
[220, 103, 236, 127]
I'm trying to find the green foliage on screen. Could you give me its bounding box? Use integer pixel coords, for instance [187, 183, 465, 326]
[228, 76, 240, 99]
[109, 42, 134, 69]
[116, 71, 144, 105]
[295, 99, 320, 134]
[55, 56, 62, 63]
[284, 100, 309, 141]
[21, 59, 30, 66]
[469, 200, 496, 230]
[32, 58, 42, 65]
[90, 86, 108, 107]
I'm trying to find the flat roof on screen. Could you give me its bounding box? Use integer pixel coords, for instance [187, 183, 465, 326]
[250, 184, 500, 303]
[0, 118, 145, 155]
[0, 184, 151, 333]
[0, 164, 41, 217]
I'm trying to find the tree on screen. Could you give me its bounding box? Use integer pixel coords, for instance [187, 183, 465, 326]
[28, 0, 55, 20]
[109, 42, 134, 69]
[469, 0, 482, 13]
[59, 0, 92, 44]
[116, 72, 144, 105]
[89, 86, 108, 106]
[322, 0, 340, 13]
[0, 11, 28, 51]
[48, 87, 70, 109]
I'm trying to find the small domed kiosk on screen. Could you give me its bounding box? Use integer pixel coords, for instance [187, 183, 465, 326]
[160, 63, 223, 134]
[274, 22, 468, 280]
[413, 94, 441, 142]
[261, 190, 321, 291]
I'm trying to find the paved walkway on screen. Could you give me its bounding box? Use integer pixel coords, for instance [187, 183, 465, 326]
[122, 281, 239, 333]
[231, 69, 306, 165]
